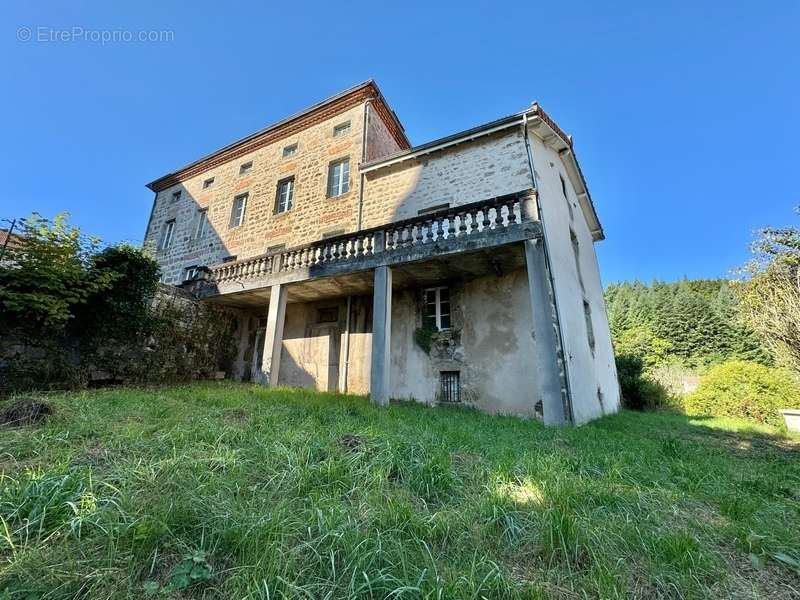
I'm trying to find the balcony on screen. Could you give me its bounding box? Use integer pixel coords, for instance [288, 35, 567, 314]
[191, 190, 542, 306]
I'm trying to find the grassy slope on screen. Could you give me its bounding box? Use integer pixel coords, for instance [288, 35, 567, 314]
[0, 383, 799, 599]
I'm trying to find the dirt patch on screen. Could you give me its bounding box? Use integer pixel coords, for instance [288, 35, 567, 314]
[223, 407, 249, 424]
[338, 433, 365, 453]
[721, 549, 800, 599]
[0, 399, 53, 427]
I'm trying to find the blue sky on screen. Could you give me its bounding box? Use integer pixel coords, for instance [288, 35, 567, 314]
[2, 1, 797, 283]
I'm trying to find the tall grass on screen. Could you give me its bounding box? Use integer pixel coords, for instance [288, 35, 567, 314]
[0, 383, 798, 598]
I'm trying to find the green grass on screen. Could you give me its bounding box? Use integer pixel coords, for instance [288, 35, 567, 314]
[1, 383, 799, 599]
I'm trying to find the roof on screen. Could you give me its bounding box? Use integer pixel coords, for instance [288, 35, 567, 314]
[0, 228, 22, 250]
[360, 103, 605, 241]
[146, 80, 409, 192]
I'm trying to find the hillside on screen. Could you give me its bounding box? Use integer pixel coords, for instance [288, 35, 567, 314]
[1, 383, 798, 598]
[605, 279, 770, 368]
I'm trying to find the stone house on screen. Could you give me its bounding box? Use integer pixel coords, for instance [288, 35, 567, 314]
[143, 80, 619, 425]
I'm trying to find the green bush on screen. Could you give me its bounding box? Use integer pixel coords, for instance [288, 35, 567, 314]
[616, 354, 671, 410]
[685, 361, 800, 428]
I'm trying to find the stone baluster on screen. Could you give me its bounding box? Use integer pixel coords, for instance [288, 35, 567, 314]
[443, 214, 453, 238]
[508, 200, 518, 225]
[458, 211, 468, 235]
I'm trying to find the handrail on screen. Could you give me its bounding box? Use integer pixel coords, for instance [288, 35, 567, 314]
[199, 190, 533, 287]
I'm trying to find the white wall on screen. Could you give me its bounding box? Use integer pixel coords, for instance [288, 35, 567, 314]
[527, 132, 620, 423]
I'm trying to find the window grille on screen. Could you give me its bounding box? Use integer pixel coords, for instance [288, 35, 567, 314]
[440, 371, 461, 403]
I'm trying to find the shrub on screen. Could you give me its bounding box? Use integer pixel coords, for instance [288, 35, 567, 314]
[684, 361, 800, 428]
[616, 354, 671, 411]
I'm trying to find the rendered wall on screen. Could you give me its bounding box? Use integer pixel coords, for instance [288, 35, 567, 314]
[387, 269, 540, 417]
[527, 132, 620, 423]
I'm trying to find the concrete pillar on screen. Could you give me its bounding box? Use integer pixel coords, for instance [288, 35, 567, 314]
[260, 284, 287, 386]
[524, 238, 568, 426]
[232, 314, 252, 381]
[370, 265, 392, 406]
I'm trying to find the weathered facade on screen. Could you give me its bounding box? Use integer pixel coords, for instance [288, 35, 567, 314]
[143, 80, 619, 425]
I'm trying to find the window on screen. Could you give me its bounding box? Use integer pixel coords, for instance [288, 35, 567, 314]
[194, 209, 208, 240]
[333, 121, 351, 137]
[222, 255, 237, 263]
[418, 203, 450, 216]
[239, 161, 253, 175]
[583, 300, 596, 354]
[229, 193, 248, 228]
[275, 177, 294, 214]
[203, 177, 215, 189]
[440, 371, 461, 403]
[317, 307, 338, 323]
[570, 229, 585, 292]
[560, 174, 574, 221]
[159, 220, 175, 250]
[282, 143, 297, 158]
[423, 287, 451, 330]
[171, 190, 181, 202]
[327, 158, 350, 197]
[183, 265, 201, 281]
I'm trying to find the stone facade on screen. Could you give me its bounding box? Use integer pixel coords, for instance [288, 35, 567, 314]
[143, 81, 620, 425]
[361, 130, 531, 227]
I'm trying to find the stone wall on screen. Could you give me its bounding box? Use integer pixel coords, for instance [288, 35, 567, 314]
[145, 104, 368, 285]
[360, 129, 531, 227]
[365, 102, 404, 163]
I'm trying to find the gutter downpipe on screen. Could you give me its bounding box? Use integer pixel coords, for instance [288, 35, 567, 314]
[342, 99, 370, 394]
[522, 112, 575, 424]
[340, 295, 352, 393]
[357, 99, 370, 231]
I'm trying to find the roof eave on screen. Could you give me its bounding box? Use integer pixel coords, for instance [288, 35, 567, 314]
[146, 79, 408, 192]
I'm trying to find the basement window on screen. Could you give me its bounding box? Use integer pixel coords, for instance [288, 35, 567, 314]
[440, 371, 461, 403]
[423, 286, 451, 330]
[317, 307, 339, 323]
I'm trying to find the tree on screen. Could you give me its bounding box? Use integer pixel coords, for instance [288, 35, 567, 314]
[737, 219, 800, 372]
[0, 213, 119, 330]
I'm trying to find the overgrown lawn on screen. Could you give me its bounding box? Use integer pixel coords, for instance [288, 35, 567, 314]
[1, 383, 799, 598]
